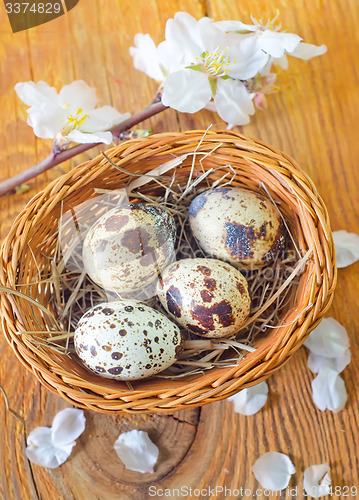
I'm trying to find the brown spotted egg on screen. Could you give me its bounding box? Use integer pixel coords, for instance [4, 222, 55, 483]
[74, 300, 183, 380]
[82, 202, 176, 294]
[188, 187, 285, 269]
[157, 258, 251, 338]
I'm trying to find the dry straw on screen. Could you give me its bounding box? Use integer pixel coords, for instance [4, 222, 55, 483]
[0, 130, 336, 413]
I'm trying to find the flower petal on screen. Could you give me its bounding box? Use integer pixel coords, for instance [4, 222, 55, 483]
[165, 11, 203, 62]
[227, 37, 269, 80]
[307, 350, 351, 374]
[215, 20, 256, 33]
[290, 42, 327, 60]
[15, 81, 60, 107]
[27, 103, 67, 139]
[26, 426, 53, 447]
[81, 106, 130, 133]
[51, 408, 86, 448]
[114, 430, 159, 474]
[259, 31, 301, 58]
[26, 426, 74, 469]
[213, 78, 254, 126]
[303, 463, 331, 498]
[228, 381, 268, 415]
[304, 318, 350, 358]
[59, 80, 97, 111]
[333, 230, 359, 268]
[311, 367, 347, 412]
[251, 452, 296, 490]
[66, 129, 114, 144]
[129, 34, 166, 81]
[157, 40, 184, 74]
[162, 69, 211, 113]
[272, 54, 289, 69]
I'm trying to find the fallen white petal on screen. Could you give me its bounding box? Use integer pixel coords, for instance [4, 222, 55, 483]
[308, 349, 351, 374]
[26, 426, 74, 469]
[311, 367, 347, 412]
[303, 463, 331, 498]
[251, 452, 296, 490]
[114, 430, 159, 473]
[333, 230, 359, 268]
[304, 318, 349, 359]
[228, 381, 268, 415]
[51, 408, 86, 448]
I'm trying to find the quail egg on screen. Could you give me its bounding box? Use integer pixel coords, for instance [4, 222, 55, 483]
[82, 202, 176, 294]
[188, 187, 285, 269]
[157, 258, 251, 338]
[74, 300, 183, 380]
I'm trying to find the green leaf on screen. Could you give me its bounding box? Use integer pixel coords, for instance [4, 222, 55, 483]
[15, 184, 30, 194]
[135, 129, 151, 138]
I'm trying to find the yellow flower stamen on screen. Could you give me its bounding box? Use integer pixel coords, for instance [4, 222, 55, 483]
[202, 46, 231, 77]
[62, 106, 90, 135]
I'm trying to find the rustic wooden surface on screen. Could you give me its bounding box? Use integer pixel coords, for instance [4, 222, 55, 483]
[1, 0, 359, 499]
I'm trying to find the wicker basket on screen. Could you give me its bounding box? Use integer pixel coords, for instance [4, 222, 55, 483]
[0, 130, 337, 414]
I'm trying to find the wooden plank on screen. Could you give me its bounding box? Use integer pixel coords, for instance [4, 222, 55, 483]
[0, 0, 359, 498]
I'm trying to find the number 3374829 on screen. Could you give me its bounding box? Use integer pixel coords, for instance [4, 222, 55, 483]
[5, 3, 62, 14]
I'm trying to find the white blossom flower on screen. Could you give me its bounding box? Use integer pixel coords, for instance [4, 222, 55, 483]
[15, 80, 130, 145]
[25, 408, 86, 468]
[131, 11, 327, 126]
[303, 463, 332, 498]
[228, 381, 268, 415]
[251, 452, 296, 490]
[333, 230, 359, 268]
[114, 430, 159, 473]
[131, 12, 266, 125]
[161, 13, 267, 124]
[215, 13, 327, 62]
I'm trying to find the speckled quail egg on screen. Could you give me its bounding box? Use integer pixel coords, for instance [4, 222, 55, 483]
[188, 187, 285, 269]
[157, 258, 251, 338]
[82, 202, 176, 294]
[74, 300, 183, 380]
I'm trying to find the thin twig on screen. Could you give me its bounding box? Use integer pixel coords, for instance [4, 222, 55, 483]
[0, 384, 25, 426]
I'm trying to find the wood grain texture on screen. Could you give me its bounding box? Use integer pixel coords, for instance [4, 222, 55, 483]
[0, 0, 359, 498]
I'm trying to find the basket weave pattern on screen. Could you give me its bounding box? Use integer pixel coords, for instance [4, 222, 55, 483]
[0, 130, 337, 413]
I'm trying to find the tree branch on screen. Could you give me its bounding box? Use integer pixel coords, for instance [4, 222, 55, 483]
[0, 101, 168, 198]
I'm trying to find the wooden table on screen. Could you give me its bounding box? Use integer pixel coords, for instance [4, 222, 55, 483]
[1, 1, 358, 498]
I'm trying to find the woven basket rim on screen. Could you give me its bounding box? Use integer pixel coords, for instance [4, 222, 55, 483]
[0, 129, 337, 413]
